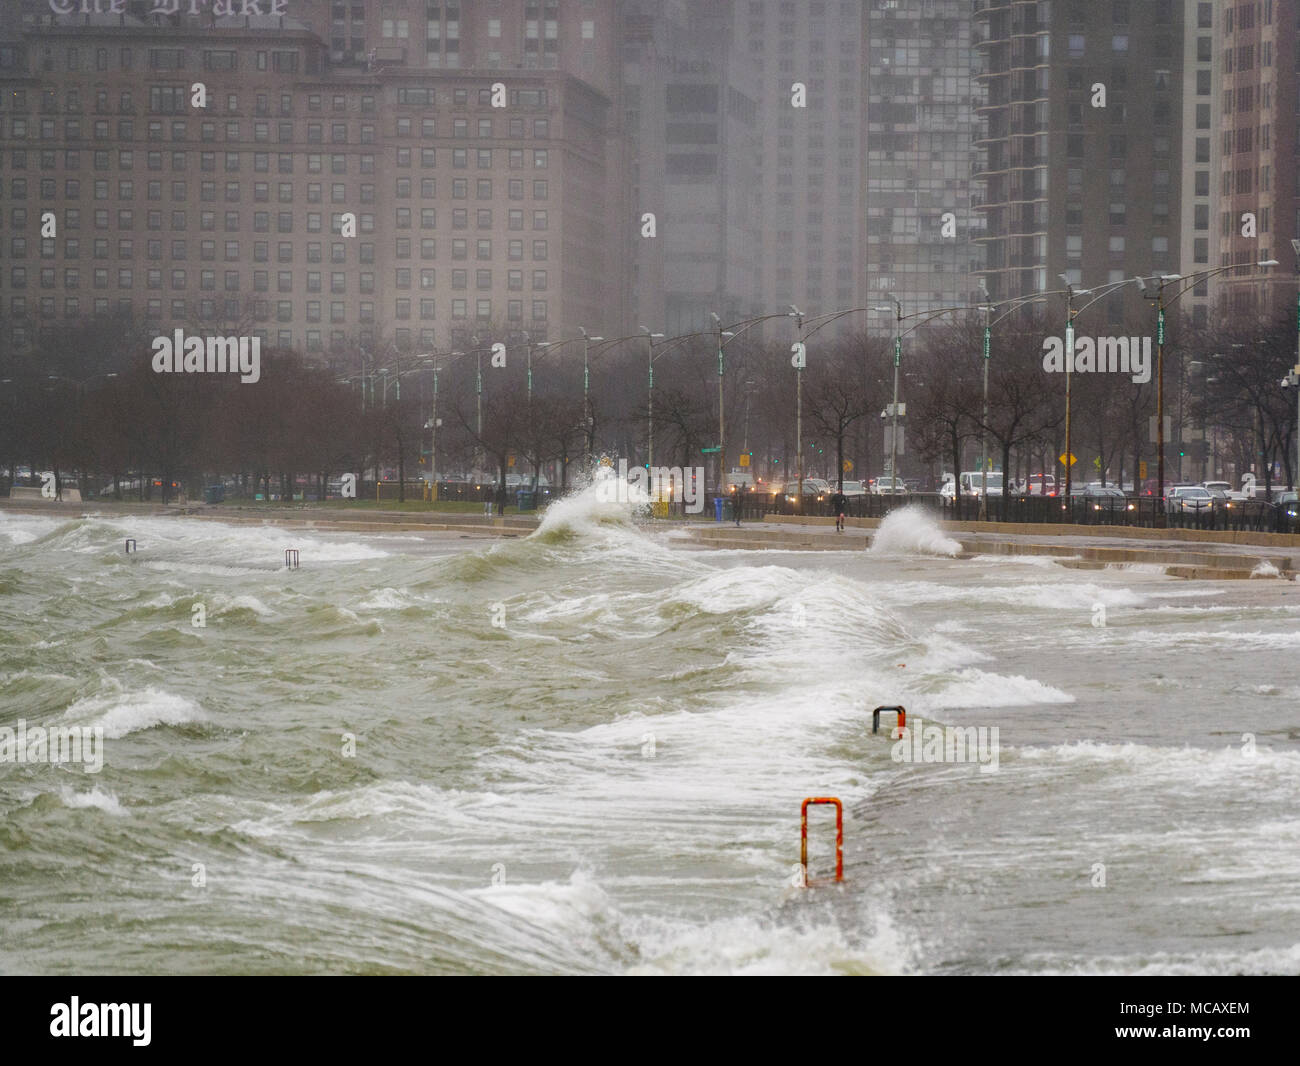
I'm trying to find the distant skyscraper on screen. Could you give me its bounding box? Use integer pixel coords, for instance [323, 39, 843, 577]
[622, 0, 762, 335]
[1178, 0, 1221, 328]
[864, 0, 985, 314]
[746, 0, 866, 326]
[974, 0, 1187, 325]
[1216, 0, 1298, 318]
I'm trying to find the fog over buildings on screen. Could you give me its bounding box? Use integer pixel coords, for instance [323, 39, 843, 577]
[1, 1, 1294, 360]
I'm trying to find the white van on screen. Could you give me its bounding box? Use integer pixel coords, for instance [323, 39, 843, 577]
[959, 471, 1003, 496]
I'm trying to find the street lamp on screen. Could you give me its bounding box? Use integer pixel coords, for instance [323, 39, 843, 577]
[516, 330, 550, 406]
[1144, 259, 1277, 514]
[640, 326, 665, 468]
[977, 280, 994, 520]
[580, 326, 603, 456]
[1056, 274, 1089, 501]
[871, 300, 903, 491]
[1290, 240, 1300, 490]
[789, 305, 804, 504]
[710, 311, 735, 499]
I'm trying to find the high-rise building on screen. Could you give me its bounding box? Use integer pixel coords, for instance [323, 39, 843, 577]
[974, 0, 1186, 323]
[621, 0, 761, 335]
[864, 0, 985, 313]
[1178, 0, 1221, 328]
[0, 1, 631, 361]
[745, 0, 866, 325]
[1216, 0, 1299, 318]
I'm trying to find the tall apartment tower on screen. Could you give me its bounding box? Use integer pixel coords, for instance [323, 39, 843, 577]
[864, 0, 985, 314]
[1178, 0, 1222, 328]
[622, 0, 762, 335]
[1217, 0, 1299, 318]
[974, 0, 1186, 324]
[743, 0, 865, 326]
[0, 1, 632, 359]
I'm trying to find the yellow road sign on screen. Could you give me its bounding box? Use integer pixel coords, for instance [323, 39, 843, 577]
[1059, 452, 1077, 467]
[739, 453, 750, 467]
[842, 459, 853, 473]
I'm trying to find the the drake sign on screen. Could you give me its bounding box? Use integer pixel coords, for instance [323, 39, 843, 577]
[49, 1, 290, 15]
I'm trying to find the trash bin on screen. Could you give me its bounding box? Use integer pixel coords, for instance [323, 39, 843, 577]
[714, 497, 734, 522]
[516, 489, 536, 511]
[203, 485, 224, 505]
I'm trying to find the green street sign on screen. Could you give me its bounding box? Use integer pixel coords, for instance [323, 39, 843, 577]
[701, 446, 720, 454]
[893, 337, 901, 367]
[983, 326, 991, 359]
[1157, 307, 1165, 345]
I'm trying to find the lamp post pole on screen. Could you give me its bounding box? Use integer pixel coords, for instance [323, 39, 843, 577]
[641, 327, 664, 468]
[981, 306, 992, 520]
[431, 361, 438, 490]
[977, 283, 993, 521]
[1292, 240, 1300, 489]
[889, 294, 902, 491]
[1060, 278, 1077, 502]
[1156, 278, 1167, 508]
[712, 311, 726, 502]
[580, 326, 603, 457]
[790, 305, 804, 509]
[471, 334, 483, 478]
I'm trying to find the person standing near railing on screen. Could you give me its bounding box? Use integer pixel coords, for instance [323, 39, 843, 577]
[830, 489, 847, 533]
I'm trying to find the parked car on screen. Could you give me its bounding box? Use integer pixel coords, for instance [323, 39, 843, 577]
[1166, 486, 1214, 514]
[1071, 484, 1135, 511]
[785, 483, 825, 503]
[870, 476, 908, 495]
[958, 471, 1003, 497]
[1023, 473, 1057, 496]
[1202, 480, 1247, 502]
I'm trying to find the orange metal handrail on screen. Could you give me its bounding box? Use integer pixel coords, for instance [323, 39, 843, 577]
[872, 705, 907, 736]
[800, 797, 843, 885]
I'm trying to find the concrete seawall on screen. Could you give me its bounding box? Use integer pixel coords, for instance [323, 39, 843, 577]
[683, 520, 1298, 580]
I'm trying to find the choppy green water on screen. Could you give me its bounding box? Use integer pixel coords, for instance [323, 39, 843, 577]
[2, 496, 1298, 974]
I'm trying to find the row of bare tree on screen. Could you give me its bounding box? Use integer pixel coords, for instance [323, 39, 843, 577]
[2, 305, 1295, 506]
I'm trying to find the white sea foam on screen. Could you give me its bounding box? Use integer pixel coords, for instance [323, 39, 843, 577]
[869, 506, 962, 557]
[59, 786, 129, 817]
[62, 687, 205, 738]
